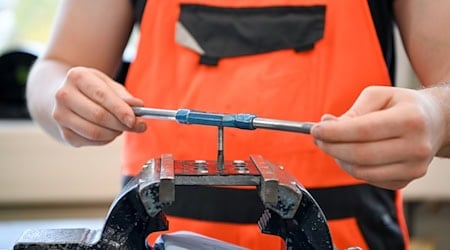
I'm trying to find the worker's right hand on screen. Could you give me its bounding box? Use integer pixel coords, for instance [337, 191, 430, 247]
[52, 66, 147, 147]
[310, 86, 445, 190]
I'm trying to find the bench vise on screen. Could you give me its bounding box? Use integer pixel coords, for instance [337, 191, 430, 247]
[14, 107, 336, 249]
[14, 154, 334, 249]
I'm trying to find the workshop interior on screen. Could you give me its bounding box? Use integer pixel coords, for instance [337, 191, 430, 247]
[1, 0, 450, 249]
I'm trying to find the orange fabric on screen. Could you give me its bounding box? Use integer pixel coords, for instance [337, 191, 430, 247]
[123, 0, 389, 188]
[328, 218, 369, 250]
[123, 0, 407, 249]
[396, 191, 411, 250]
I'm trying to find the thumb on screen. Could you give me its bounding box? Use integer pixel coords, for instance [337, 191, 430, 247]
[341, 86, 392, 119]
[90, 67, 144, 106]
[110, 82, 144, 107]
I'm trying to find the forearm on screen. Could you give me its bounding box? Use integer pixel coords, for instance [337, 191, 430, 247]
[394, 1, 450, 157]
[26, 59, 71, 143]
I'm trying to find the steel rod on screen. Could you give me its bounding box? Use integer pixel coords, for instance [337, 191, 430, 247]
[252, 118, 313, 134]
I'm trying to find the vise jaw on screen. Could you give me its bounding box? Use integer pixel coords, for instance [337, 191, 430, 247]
[14, 154, 334, 250]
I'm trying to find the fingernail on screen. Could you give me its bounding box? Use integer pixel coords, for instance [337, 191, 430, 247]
[124, 115, 134, 128]
[136, 121, 147, 132]
[310, 123, 320, 135]
[321, 114, 337, 122]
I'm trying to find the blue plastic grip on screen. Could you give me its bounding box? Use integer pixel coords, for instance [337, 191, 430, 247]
[175, 109, 256, 130]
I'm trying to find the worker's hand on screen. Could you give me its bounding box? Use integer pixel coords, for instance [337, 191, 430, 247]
[311, 86, 446, 190]
[52, 66, 147, 147]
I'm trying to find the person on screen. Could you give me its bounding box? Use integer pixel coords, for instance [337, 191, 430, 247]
[26, 0, 450, 249]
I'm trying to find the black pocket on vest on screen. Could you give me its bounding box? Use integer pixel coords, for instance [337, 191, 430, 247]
[176, 4, 326, 66]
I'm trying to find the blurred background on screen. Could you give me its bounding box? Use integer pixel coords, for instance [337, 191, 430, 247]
[0, 1, 449, 249]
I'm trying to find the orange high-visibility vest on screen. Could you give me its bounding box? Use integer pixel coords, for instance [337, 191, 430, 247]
[123, 0, 409, 249]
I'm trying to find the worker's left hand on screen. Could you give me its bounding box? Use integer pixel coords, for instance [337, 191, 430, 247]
[311, 86, 446, 190]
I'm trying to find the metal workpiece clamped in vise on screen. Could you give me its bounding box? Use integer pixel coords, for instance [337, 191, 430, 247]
[132, 107, 315, 134]
[13, 107, 342, 250]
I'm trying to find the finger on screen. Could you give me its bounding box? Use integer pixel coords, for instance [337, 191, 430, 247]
[91, 69, 144, 106]
[315, 135, 430, 166]
[337, 160, 427, 190]
[76, 97, 148, 133]
[312, 86, 395, 141]
[55, 83, 147, 134]
[59, 127, 116, 147]
[320, 114, 338, 122]
[54, 105, 123, 142]
[67, 68, 137, 128]
[134, 117, 148, 132]
[312, 105, 413, 143]
[370, 180, 412, 190]
[56, 85, 132, 131]
[88, 68, 147, 132]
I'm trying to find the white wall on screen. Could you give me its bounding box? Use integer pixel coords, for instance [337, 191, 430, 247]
[0, 121, 122, 204]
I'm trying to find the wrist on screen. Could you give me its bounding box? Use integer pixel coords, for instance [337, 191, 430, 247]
[422, 83, 450, 157]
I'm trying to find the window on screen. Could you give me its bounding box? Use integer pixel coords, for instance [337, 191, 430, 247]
[0, 0, 59, 119]
[0, 0, 139, 119]
[0, 0, 58, 54]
